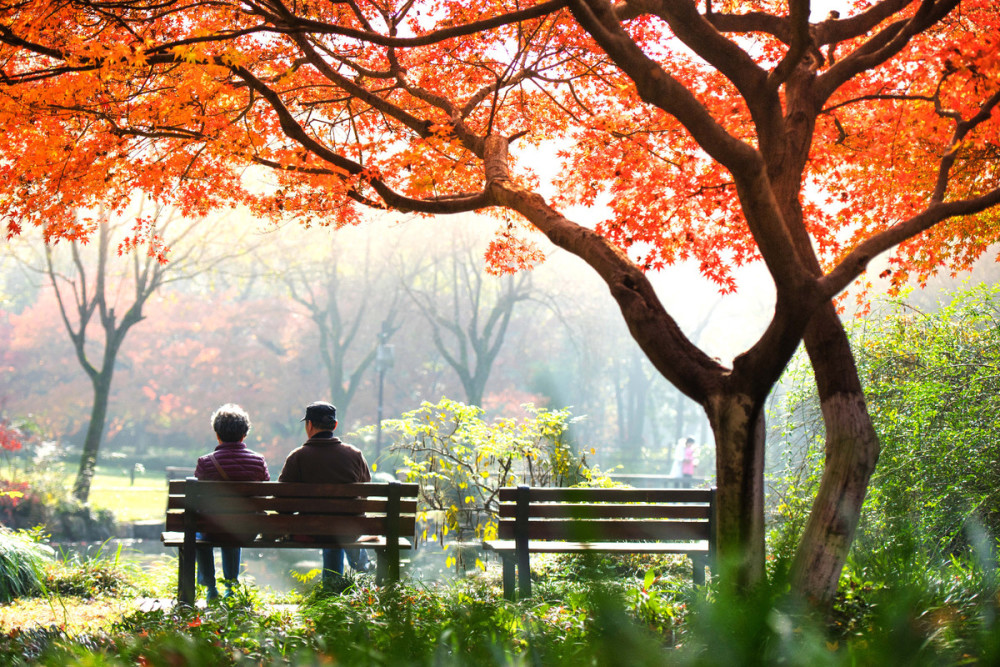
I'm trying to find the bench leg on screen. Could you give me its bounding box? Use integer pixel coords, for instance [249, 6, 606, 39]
[178, 544, 196, 605]
[501, 554, 515, 601]
[388, 546, 400, 584]
[517, 549, 531, 599]
[374, 549, 387, 585]
[691, 554, 706, 586]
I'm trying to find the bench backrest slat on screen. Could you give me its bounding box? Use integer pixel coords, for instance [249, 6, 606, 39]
[165, 513, 417, 537]
[167, 480, 418, 497]
[496, 486, 714, 545]
[166, 495, 418, 514]
[498, 503, 711, 520]
[497, 487, 713, 503]
[498, 519, 710, 542]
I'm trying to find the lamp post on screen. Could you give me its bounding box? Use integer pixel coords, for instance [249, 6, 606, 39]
[374, 323, 395, 459]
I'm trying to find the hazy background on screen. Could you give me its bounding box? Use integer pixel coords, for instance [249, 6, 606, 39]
[1, 201, 995, 479]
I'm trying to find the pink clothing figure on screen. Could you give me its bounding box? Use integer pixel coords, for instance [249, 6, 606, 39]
[681, 438, 696, 477]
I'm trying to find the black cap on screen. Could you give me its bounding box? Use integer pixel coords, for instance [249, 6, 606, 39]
[301, 401, 337, 425]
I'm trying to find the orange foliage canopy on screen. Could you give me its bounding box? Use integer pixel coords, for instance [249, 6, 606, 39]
[0, 0, 996, 294]
[0, 0, 577, 257]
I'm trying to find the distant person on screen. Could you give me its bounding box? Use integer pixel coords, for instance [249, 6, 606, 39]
[278, 401, 371, 587]
[194, 403, 270, 601]
[681, 437, 696, 487]
[668, 439, 683, 479]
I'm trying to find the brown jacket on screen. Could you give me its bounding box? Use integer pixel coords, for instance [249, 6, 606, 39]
[278, 434, 371, 484]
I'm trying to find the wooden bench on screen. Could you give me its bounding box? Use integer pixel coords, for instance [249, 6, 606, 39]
[161, 479, 418, 604]
[483, 485, 716, 600]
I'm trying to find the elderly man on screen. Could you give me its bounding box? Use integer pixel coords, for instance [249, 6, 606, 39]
[278, 401, 371, 585]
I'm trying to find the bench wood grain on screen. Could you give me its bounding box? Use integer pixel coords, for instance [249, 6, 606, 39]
[161, 479, 418, 604]
[483, 485, 716, 599]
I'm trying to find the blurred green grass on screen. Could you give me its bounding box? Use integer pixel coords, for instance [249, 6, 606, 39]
[88, 466, 168, 523]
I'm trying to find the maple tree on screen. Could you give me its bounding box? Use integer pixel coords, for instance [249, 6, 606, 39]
[1, 0, 998, 605]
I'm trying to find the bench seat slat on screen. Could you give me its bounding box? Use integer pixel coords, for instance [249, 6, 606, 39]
[161, 532, 412, 550]
[483, 539, 710, 554]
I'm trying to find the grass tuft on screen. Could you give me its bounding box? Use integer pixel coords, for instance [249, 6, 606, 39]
[0, 527, 53, 603]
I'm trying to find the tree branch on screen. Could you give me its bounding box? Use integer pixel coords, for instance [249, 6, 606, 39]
[820, 190, 1000, 299]
[816, 0, 959, 106]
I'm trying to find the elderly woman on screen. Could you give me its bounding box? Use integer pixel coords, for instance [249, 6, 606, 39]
[194, 403, 270, 601]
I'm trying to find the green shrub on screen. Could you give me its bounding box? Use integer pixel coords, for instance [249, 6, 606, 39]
[11, 550, 1000, 665]
[0, 527, 53, 602]
[297, 574, 682, 666]
[767, 283, 1000, 561]
[0, 626, 115, 666]
[0, 477, 118, 542]
[375, 399, 609, 558]
[826, 541, 1000, 664]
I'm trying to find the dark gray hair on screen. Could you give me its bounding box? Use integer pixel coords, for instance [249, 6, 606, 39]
[211, 403, 251, 442]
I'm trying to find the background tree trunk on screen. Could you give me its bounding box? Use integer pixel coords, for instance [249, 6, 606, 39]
[73, 372, 112, 501]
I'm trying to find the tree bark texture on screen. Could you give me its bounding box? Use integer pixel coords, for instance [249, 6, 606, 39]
[791, 304, 880, 605]
[706, 391, 767, 589]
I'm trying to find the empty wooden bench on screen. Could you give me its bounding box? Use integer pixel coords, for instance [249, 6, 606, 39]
[483, 485, 716, 599]
[161, 479, 418, 604]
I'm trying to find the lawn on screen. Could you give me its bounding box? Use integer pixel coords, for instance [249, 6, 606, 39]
[84, 466, 169, 523]
[0, 595, 140, 634]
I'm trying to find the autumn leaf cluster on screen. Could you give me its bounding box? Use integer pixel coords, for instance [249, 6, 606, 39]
[0, 0, 997, 288]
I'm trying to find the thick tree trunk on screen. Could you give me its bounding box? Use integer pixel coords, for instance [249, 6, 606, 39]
[790, 304, 880, 606]
[791, 391, 878, 603]
[706, 391, 767, 590]
[73, 372, 112, 502]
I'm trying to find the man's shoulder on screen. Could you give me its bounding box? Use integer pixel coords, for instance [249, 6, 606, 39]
[336, 441, 368, 463]
[293, 437, 366, 462]
[338, 439, 363, 452]
[281, 445, 306, 466]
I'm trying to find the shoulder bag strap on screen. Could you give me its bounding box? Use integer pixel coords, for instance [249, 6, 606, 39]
[208, 452, 231, 481]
